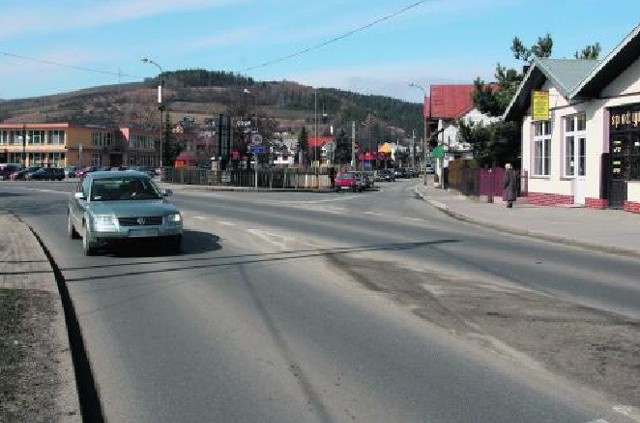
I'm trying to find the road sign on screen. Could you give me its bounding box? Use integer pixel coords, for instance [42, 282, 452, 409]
[249, 145, 266, 154]
[431, 145, 445, 159]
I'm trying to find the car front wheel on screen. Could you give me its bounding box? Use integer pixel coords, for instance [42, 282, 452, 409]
[82, 225, 97, 256]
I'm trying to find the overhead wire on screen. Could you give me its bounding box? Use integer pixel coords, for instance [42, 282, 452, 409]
[243, 1, 426, 72]
[0, 1, 426, 80]
[0, 50, 143, 79]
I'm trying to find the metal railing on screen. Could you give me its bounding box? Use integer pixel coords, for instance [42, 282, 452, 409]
[162, 167, 332, 189]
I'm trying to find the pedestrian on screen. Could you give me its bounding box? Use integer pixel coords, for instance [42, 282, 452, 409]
[328, 166, 336, 189]
[502, 163, 517, 208]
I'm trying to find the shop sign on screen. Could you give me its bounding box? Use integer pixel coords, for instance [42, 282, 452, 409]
[531, 90, 549, 121]
[610, 110, 640, 129]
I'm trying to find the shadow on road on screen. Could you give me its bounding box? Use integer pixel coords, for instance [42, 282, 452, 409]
[102, 230, 221, 257]
[63, 238, 458, 280]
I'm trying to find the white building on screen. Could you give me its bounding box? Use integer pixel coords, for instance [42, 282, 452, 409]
[503, 22, 640, 214]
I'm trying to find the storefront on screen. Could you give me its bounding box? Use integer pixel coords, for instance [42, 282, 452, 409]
[503, 21, 640, 214]
[608, 104, 640, 210]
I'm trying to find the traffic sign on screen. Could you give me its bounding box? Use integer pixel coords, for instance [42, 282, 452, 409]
[431, 145, 445, 159]
[249, 145, 266, 154]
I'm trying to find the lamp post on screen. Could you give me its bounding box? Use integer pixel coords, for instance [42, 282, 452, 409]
[141, 57, 165, 168]
[409, 82, 430, 185]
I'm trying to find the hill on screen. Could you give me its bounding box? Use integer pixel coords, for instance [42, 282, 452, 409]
[0, 69, 423, 144]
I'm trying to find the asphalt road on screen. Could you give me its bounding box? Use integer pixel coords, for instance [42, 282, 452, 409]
[1, 179, 638, 423]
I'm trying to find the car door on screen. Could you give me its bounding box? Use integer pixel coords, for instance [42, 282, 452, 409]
[71, 176, 91, 231]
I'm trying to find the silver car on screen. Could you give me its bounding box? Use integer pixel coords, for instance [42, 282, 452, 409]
[67, 170, 183, 256]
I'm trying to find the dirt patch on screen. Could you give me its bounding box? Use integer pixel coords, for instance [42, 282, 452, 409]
[327, 254, 640, 406]
[0, 288, 65, 422]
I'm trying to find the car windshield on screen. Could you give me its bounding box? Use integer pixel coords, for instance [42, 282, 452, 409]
[337, 173, 354, 179]
[90, 176, 162, 201]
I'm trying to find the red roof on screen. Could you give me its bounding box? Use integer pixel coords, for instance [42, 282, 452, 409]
[423, 84, 475, 119]
[308, 136, 333, 149]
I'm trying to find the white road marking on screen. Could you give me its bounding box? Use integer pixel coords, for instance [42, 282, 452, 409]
[193, 215, 235, 226]
[613, 405, 640, 421]
[23, 188, 70, 195]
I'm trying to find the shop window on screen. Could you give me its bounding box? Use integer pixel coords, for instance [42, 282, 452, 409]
[533, 120, 551, 176]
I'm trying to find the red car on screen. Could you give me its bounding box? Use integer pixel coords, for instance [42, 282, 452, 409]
[74, 166, 98, 178]
[334, 171, 363, 192]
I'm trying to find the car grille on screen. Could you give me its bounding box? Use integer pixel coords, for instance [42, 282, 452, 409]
[118, 216, 163, 226]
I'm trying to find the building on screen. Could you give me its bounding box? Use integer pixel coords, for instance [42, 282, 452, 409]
[423, 84, 497, 179]
[0, 123, 158, 168]
[503, 22, 640, 213]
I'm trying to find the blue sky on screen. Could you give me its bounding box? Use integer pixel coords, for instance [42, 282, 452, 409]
[1, 0, 639, 103]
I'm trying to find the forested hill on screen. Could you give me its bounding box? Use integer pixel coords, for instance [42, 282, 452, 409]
[0, 69, 423, 140]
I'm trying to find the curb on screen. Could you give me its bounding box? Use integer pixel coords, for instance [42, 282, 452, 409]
[413, 186, 640, 259]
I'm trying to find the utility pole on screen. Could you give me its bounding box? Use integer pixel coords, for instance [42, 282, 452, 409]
[409, 82, 430, 185]
[351, 121, 356, 169]
[411, 129, 415, 167]
[141, 57, 164, 167]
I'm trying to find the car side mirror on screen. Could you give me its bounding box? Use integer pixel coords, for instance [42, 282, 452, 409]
[74, 192, 86, 200]
[162, 189, 173, 197]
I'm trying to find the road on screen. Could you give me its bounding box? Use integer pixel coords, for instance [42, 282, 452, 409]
[1, 179, 639, 423]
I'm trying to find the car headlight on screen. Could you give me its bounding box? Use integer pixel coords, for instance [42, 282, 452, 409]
[92, 214, 117, 231]
[167, 213, 182, 223]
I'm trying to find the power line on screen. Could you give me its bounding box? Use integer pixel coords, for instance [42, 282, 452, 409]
[243, 1, 427, 72]
[0, 50, 143, 79]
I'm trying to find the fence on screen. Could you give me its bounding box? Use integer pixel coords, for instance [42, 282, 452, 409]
[447, 159, 526, 199]
[163, 167, 332, 189]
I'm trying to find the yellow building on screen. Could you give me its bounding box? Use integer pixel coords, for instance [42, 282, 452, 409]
[0, 123, 158, 168]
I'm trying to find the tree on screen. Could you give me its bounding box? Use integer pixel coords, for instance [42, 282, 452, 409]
[297, 127, 308, 165]
[575, 42, 601, 59]
[162, 113, 181, 167]
[334, 129, 351, 165]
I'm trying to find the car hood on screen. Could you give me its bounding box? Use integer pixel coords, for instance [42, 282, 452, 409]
[87, 199, 179, 217]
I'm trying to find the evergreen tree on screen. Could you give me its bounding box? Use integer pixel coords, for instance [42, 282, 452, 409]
[334, 129, 351, 165]
[297, 127, 308, 165]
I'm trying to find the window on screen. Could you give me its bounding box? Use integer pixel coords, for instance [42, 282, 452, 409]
[533, 120, 551, 176]
[12, 131, 22, 145]
[92, 132, 103, 146]
[564, 113, 586, 177]
[49, 130, 65, 145]
[0, 130, 7, 145]
[104, 132, 112, 147]
[28, 130, 44, 145]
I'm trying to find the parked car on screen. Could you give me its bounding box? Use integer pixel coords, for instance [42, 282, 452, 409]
[64, 166, 78, 178]
[67, 170, 183, 256]
[355, 171, 374, 190]
[394, 168, 407, 178]
[26, 167, 65, 181]
[0, 163, 22, 180]
[377, 168, 396, 182]
[425, 163, 435, 174]
[334, 171, 363, 192]
[10, 166, 41, 180]
[110, 166, 128, 171]
[75, 166, 98, 178]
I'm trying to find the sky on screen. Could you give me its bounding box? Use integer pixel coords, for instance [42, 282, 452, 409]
[1, 0, 639, 104]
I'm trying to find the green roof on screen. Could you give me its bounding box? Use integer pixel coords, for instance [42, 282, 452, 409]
[536, 59, 600, 97]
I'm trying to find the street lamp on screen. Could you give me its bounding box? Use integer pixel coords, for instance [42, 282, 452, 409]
[409, 82, 430, 185]
[141, 56, 165, 168]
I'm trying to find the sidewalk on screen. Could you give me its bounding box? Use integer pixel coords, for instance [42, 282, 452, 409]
[413, 183, 640, 258]
[0, 212, 81, 421]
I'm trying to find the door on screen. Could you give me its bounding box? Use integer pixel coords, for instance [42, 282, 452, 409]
[574, 136, 586, 205]
[608, 137, 627, 209]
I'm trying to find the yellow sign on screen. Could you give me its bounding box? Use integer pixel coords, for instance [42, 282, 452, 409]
[532, 90, 550, 121]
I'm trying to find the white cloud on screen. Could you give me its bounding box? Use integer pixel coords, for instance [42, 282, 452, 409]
[284, 60, 493, 101]
[0, 0, 248, 40]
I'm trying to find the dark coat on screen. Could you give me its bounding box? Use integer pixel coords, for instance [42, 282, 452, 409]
[502, 169, 517, 202]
